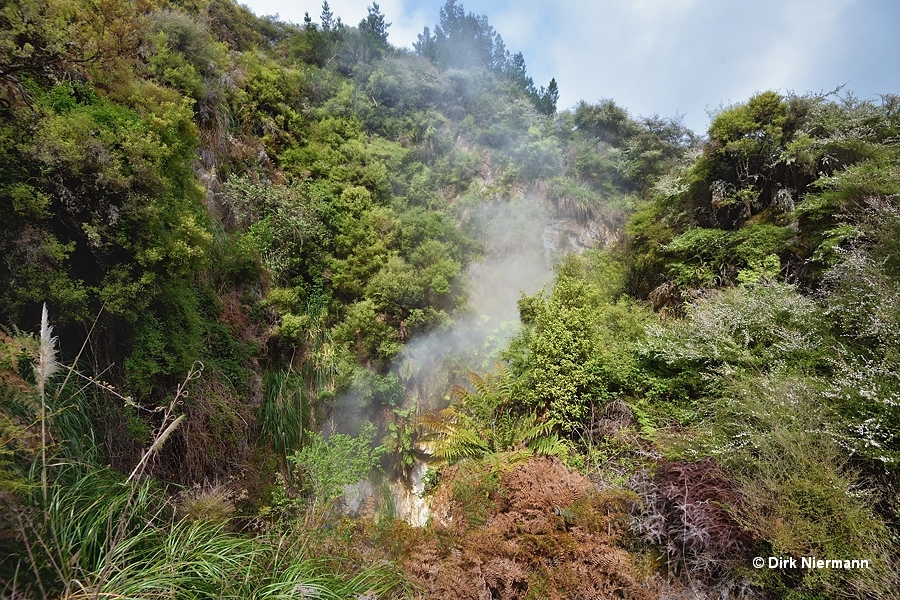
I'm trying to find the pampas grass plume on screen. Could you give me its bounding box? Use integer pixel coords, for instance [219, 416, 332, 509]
[35, 303, 60, 394]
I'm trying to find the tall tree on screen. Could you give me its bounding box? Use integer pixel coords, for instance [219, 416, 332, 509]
[537, 78, 559, 115]
[506, 52, 534, 94]
[358, 2, 390, 49]
[320, 0, 335, 31]
[414, 26, 437, 61]
[416, 0, 503, 72]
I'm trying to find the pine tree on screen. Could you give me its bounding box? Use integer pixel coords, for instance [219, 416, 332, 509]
[538, 78, 559, 115]
[359, 2, 390, 49]
[320, 1, 334, 31]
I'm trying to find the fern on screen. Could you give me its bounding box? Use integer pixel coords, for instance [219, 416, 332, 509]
[419, 407, 489, 462]
[422, 403, 566, 464]
[528, 433, 569, 460]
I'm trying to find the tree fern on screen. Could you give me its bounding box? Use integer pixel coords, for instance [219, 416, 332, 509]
[422, 403, 567, 464]
[419, 407, 489, 462]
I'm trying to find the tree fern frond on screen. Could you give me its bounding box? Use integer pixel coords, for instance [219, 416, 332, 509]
[434, 428, 488, 462]
[492, 363, 516, 397]
[468, 372, 489, 396]
[417, 407, 460, 433]
[418, 408, 488, 462]
[521, 415, 555, 443]
[493, 362, 511, 380]
[528, 434, 569, 459]
[448, 384, 470, 404]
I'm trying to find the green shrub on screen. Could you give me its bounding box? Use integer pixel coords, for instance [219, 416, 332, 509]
[285, 422, 383, 521]
[644, 282, 829, 377]
[718, 375, 897, 598]
[508, 262, 654, 433]
[663, 224, 791, 288]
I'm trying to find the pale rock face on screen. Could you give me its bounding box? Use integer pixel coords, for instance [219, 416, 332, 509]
[391, 460, 431, 527]
[541, 216, 619, 256]
[341, 479, 377, 516]
[341, 459, 432, 527]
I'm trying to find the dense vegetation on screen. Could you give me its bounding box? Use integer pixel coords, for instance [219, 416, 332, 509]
[1, 0, 898, 598]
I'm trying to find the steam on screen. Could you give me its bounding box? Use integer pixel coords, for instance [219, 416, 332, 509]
[396, 193, 557, 413]
[325, 193, 559, 435]
[325, 182, 624, 439]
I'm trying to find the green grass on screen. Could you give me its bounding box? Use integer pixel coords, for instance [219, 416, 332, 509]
[8, 463, 410, 599]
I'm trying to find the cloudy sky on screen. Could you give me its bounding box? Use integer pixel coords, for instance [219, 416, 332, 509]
[240, 0, 900, 133]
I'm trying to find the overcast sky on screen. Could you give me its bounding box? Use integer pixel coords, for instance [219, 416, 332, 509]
[239, 0, 900, 133]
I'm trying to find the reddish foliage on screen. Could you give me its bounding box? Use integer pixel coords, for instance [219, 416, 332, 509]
[402, 457, 657, 599]
[633, 458, 756, 583]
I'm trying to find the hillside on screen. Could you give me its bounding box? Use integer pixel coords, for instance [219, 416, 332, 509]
[1, 1, 898, 598]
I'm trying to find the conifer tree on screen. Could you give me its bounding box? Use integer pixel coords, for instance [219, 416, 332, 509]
[359, 2, 390, 49]
[537, 78, 559, 115]
[320, 1, 334, 31]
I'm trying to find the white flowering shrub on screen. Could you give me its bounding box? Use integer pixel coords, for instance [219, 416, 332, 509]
[644, 282, 828, 377]
[639, 278, 900, 597]
[820, 196, 900, 466]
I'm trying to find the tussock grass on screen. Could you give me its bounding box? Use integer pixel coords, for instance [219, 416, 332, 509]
[9, 463, 410, 599]
[2, 311, 410, 599]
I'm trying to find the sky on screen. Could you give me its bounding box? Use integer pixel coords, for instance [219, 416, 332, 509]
[239, 0, 900, 133]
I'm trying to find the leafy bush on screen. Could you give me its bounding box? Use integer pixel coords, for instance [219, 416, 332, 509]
[284, 422, 383, 522]
[642, 279, 899, 597]
[644, 282, 829, 377]
[224, 176, 326, 284]
[820, 196, 900, 466]
[509, 263, 654, 432]
[662, 224, 791, 289]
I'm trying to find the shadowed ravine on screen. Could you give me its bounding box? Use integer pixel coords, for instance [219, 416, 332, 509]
[340, 192, 616, 524]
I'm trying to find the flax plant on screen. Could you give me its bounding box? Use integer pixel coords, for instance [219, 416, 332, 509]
[261, 368, 309, 469]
